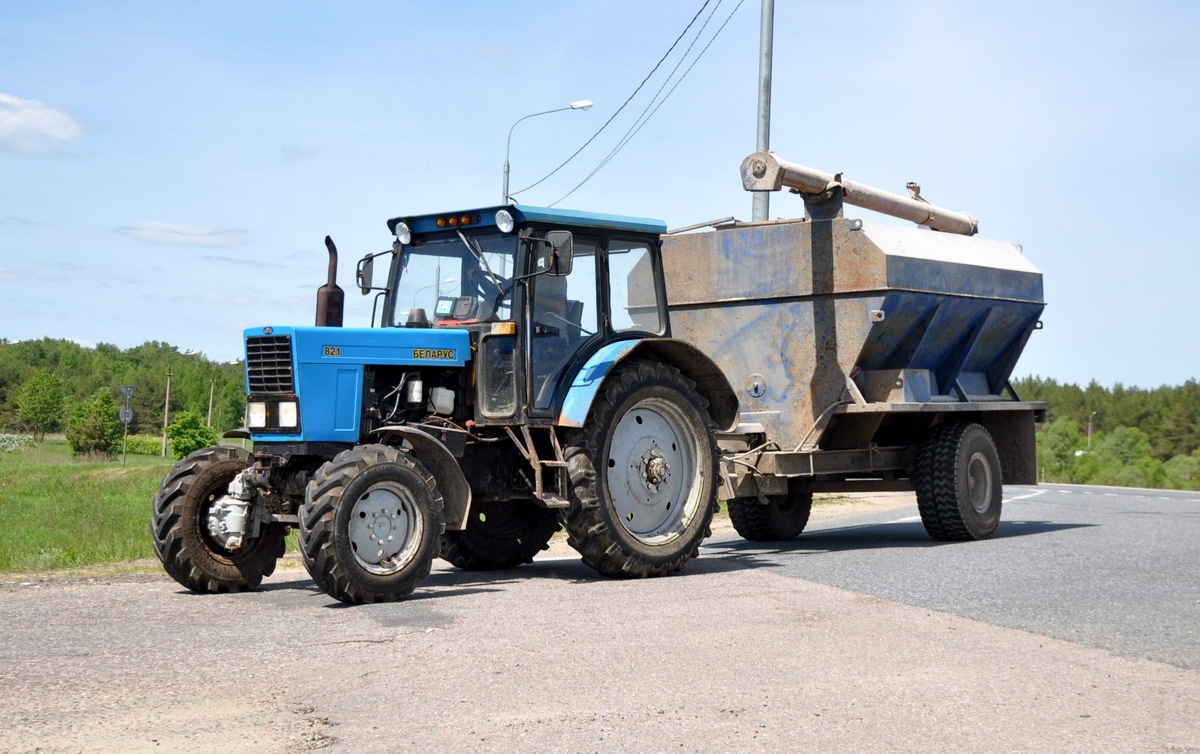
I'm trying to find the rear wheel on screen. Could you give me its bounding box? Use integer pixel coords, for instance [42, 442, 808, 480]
[152, 446, 285, 593]
[440, 498, 560, 570]
[564, 360, 719, 578]
[913, 422, 1003, 541]
[299, 444, 444, 603]
[727, 485, 813, 541]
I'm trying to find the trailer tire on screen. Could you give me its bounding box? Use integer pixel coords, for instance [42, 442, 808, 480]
[563, 360, 719, 578]
[727, 487, 813, 541]
[152, 446, 285, 593]
[913, 422, 1003, 541]
[299, 444, 444, 603]
[440, 499, 560, 570]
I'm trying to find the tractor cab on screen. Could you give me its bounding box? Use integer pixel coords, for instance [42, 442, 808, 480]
[357, 205, 670, 426]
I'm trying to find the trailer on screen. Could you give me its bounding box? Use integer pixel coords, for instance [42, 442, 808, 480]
[665, 152, 1044, 540]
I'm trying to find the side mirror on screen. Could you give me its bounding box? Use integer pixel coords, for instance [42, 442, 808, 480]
[356, 255, 374, 295]
[544, 230, 574, 276]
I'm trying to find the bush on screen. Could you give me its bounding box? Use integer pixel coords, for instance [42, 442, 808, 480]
[123, 433, 164, 455]
[66, 390, 121, 456]
[165, 411, 218, 460]
[0, 433, 34, 452]
[16, 370, 66, 442]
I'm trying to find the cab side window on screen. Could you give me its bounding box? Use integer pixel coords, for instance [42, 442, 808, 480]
[606, 239, 663, 334]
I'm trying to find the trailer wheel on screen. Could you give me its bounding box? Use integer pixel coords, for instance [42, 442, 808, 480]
[440, 499, 560, 570]
[727, 486, 813, 541]
[564, 360, 719, 578]
[299, 444, 444, 603]
[152, 446, 285, 593]
[913, 422, 1003, 541]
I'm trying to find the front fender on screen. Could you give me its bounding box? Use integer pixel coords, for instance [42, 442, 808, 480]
[556, 338, 738, 431]
[370, 425, 472, 530]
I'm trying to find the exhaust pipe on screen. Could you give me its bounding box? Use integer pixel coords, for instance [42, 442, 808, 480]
[315, 235, 345, 327]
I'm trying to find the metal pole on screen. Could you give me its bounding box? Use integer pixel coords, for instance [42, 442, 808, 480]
[161, 370, 172, 457]
[207, 378, 215, 427]
[751, 0, 774, 223]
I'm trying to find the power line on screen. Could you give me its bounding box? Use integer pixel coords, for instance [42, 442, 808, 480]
[508, 0, 714, 199]
[549, 0, 746, 207]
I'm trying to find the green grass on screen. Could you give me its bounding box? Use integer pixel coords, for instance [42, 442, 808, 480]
[0, 438, 174, 572]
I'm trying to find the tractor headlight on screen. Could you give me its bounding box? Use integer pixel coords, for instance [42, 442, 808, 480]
[277, 401, 298, 428]
[247, 401, 267, 428]
[495, 209, 515, 233]
[394, 221, 412, 245]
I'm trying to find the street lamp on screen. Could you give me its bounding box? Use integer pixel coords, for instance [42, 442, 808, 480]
[502, 100, 593, 203]
[1087, 411, 1098, 451]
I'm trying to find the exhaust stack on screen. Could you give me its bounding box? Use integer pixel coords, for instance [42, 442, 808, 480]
[315, 235, 345, 327]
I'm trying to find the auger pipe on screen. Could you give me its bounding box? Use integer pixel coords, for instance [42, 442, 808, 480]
[740, 151, 978, 236]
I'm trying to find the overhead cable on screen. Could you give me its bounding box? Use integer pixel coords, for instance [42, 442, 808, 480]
[508, 0, 713, 199]
[550, 0, 745, 207]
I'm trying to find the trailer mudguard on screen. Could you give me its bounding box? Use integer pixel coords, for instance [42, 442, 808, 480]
[369, 425, 472, 531]
[557, 338, 738, 431]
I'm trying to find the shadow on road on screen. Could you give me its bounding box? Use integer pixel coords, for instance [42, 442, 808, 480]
[702, 518, 1094, 563]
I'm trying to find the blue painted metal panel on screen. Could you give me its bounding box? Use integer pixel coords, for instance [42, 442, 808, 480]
[390, 205, 666, 237]
[557, 339, 642, 427]
[243, 325, 471, 443]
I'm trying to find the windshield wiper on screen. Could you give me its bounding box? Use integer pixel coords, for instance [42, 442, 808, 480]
[456, 230, 503, 290]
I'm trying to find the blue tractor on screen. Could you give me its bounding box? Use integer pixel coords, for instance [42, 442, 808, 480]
[152, 204, 735, 603]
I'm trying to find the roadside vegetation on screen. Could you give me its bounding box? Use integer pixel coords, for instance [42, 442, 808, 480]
[1015, 376, 1200, 489]
[0, 438, 171, 572]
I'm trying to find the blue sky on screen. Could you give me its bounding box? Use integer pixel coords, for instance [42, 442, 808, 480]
[1, 0, 1196, 387]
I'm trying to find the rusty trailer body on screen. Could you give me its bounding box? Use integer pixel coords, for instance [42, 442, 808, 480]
[662, 154, 1045, 510]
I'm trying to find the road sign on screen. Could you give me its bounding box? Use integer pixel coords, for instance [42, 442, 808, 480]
[120, 385, 136, 401]
[119, 406, 134, 425]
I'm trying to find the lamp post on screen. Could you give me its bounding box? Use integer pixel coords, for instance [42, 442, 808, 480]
[502, 100, 593, 203]
[1087, 411, 1098, 451]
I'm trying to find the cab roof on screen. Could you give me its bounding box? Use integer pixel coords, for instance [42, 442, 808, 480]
[389, 204, 668, 237]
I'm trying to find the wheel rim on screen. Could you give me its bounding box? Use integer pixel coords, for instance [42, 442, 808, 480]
[966, 451, 993, 513]
[606, 396, 701, 544]
[348, 482, 424, 575]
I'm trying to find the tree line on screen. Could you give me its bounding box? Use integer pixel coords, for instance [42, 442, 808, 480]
[1, 338, 247, 442]
[1014, 376, 1200, 489]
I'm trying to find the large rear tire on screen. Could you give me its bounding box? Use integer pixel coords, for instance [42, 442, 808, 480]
[564, 360, 719, 578]
[299, 444, 444, 603]
[152, 446, 285, 593]
[440, 499, 560, 570]
[727, 485, 813, 542]
[913, 422, 1003, 541]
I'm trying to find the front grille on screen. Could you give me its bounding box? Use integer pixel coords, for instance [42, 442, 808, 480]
[246, 335, 294, 392]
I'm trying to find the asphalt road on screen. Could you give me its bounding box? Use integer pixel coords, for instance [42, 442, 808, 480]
[2, 484, 1198, 753]
[703, 483, 1200, 670]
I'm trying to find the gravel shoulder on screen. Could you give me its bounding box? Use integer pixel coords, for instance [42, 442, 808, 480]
[3, 492, 1196, 753]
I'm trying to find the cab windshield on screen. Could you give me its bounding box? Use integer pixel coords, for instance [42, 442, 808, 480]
[389, 232, 517, 326]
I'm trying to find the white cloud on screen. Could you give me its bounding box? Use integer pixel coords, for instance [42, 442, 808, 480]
[117, 221, 246, 247]
[0, 93, 83, 156]
[0, 266, 67, 281]
[282, 143, 316, 162]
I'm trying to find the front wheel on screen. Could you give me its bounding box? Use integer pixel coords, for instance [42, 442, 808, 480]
[299, 444, 445, 603]
[564, 360, 719, 578]
[913, 422, 1003, 541]
[727, 484, 813, 542]
[152, 446, 285, 593]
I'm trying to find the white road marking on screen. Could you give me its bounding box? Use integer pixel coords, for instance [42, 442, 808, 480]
[1004, 489, 1048, 504]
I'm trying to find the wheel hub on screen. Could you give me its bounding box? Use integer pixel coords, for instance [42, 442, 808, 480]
[607, 397, 700, 543]
[349, 485, 420, 573]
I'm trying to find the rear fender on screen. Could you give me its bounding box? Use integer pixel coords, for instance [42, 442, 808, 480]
[370, 425, 472, 530]
[557, 338, 738, 431]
